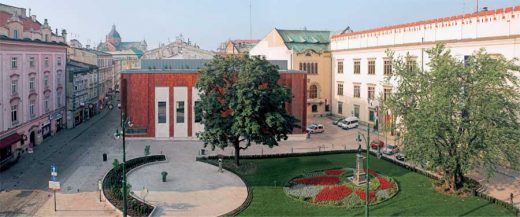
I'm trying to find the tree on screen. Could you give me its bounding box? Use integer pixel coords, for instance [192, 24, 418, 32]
[196, 55, 297, 166]
[386, 44, 520, 192]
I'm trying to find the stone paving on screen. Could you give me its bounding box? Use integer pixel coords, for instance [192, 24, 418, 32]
[126, 141, 247, 217]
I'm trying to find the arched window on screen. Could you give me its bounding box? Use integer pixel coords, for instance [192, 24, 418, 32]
[309, 85, 318, 99]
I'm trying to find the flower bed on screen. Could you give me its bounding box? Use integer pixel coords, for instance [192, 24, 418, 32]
[284, 167, 399, 208]
[294, 176, 340, 185]
[315, 185, 353, 202]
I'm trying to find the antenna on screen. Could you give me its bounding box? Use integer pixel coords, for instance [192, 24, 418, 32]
[249, 0, 252, 39]
[476, 0, 479, 13]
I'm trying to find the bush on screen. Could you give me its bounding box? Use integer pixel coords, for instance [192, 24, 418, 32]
[144, 145, 150, 156]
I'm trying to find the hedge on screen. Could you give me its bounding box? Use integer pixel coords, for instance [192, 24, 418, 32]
[103, 155, 166, 217]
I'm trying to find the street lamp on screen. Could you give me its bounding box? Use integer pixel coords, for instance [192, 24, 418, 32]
[356, 125, 381, 217]
[114, 112, 132, 217]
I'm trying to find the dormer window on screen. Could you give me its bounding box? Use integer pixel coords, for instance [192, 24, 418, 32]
[13, 30, 18, 39]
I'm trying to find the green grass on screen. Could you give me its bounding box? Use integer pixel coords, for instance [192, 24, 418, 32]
[232, 153, 514, 216]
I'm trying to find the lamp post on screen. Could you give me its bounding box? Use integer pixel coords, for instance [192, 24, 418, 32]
[357, 125, 382, 217]
[114, 111, 132, 217]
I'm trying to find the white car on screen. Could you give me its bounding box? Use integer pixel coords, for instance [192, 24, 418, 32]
[383, 144, 399, 155]
[306, 124, 324, 134]
[338, 117, 359, 129]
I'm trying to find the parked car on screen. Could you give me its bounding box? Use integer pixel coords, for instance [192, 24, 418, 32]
[332, 118, 344, 125]
[396, 152, 406, 161]
[370, 139, 385, 150]
[383, 144, 399, 155]
[306, 124, 325, 134]
[338, 117, 359, 129]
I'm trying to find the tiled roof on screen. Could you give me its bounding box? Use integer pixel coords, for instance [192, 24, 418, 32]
[230, 39, 260, 53]
[332, 5, 520, 40]
[276, 29, 331, 53]
[0, 11, 42, 32]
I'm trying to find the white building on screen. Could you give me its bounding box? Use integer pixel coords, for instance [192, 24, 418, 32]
[331, 5, 520, 124]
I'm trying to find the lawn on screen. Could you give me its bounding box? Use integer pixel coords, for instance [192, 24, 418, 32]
[229, 153, 514, 216]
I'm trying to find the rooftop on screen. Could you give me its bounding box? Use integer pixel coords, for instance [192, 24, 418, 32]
[276, 29, 331, 53]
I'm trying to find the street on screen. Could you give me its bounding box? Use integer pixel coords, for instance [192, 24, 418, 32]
[0, 108, 121, 217]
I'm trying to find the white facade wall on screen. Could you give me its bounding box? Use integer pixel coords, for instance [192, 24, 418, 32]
[191, 87, 204, 136]
[173, 87, 188, 138]
[154, 87, 169, 138]
[331, 6, 520, 124]
[249, 39, 293, 69]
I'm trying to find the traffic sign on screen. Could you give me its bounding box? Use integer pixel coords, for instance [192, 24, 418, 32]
[49, 181, 60, 191]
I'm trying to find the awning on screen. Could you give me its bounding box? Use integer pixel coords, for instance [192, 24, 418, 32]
[0, 133, 21, 149]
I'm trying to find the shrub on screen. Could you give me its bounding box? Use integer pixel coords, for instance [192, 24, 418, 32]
[144, 145, 150, 156]
[378, 177, 394, 190]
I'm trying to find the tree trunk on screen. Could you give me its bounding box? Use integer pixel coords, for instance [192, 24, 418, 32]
[234, 141, 240, 166]
[446, 163, 464, 192]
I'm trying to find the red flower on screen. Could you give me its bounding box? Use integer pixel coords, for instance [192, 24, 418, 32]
[365, 169, 380, 177]
[315, 186, 353, 202]
[325, 169, 345, 176]
[294, 176, 339, 185]
[356, 190, 376, 201]
[378, 177, 394, 190]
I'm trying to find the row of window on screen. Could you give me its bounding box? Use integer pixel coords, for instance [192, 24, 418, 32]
[337, 83, 392, 101]
[299, 62, 319, 74]
[10, 74, 61, 96]
[10, 94, 62, 126]
[337, 58, 417, 75]
[157, 101, 203, 124]
[11, 56, 62, 69]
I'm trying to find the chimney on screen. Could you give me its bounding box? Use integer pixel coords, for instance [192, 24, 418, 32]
[61, 29, 67, 42]
[86, 44, 91, 49]
[55, 28, 58, 35]
[31, 15, 36, 22]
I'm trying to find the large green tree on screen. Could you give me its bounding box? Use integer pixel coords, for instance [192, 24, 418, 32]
[386, 44, 520, 192]
[196, 55, 297, 166]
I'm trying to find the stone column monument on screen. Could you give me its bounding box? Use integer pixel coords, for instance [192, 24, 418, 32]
[353, 153, 367, 185]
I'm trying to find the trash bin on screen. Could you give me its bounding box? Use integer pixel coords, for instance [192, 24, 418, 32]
[103, 153, 107, 162]
[200, 149, 206, 156]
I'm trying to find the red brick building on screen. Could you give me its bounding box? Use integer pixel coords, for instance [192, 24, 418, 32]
[121, 59, 307, 139]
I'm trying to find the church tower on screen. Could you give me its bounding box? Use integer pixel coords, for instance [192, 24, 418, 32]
[106, 24, 121, 47]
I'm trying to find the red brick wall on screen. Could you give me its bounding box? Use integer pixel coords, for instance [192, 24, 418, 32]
[122, 71, 307, 137]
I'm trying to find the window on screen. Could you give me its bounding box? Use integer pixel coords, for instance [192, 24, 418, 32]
[57, 93, 62, 107]
[44, 97, 49, 112]
[44, 57, 49, 67]
[11, 80, 17, 95]
[338, 101, 343, 114]
[368, 86, 375, 100]
[384, 59, 392, 75]
[354, 105, 360, 118]
[354, 85, 360, 98]
[368, 59, 376, 75]
[354, 59, 361, 74]
[45, 34, 48, 42]
[29, 57, 35, 68]
[30, 100, 35, 118]
[337, 61, 343, 74]
[309, 85, 318, 99]
[157, 101, 166, 123]
[57, 57, 62, 66]
[11, 105, 18, 124]
[337, 83, 344, 96]
[369, 109, 376, 122]
[44, 75, 49, 88]
[13, 30, 19, 39]
[11, 57, 17, 69]
[194, 101, 202, 123]
[407, 58, 417, 72]
[29, 78, 35, 91]
[311, 104, 318, 113]
[300, 62, 318, 74]
[384, 88, 392, 101]
[176, 101, 185, 123]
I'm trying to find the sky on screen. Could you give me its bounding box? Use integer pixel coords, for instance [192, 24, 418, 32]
[3, 0, 519, 51]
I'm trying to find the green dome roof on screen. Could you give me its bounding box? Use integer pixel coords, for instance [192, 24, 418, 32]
[108, 24, 121, 39]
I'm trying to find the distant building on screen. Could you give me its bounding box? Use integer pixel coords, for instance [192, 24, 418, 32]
[331, 5, 520, 124]
[68, 39, 82, 48]
[97, 24, 147, 53]
[0, 3, 67, 168]
[219, 39, 260, 55]
[121, 59, 306, 139]
[65, 60, 99, 128]
[143, 35, 214, 59]
[250, 29, 332, 117]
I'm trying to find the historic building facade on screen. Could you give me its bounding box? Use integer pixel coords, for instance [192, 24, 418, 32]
[121, 59, 307, 139]
[0, 3, 67, 167]
[330, 5, 520, 125]
[250, 29, 332, 117]
[143, 36, 214, 59]
[65, 60, 99, 128]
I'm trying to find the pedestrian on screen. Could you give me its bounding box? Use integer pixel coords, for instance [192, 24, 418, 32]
[511, 192, 514, 205]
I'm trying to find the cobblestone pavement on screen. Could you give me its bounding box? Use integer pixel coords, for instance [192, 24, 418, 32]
[126, 141, 247, 217]
[0, 107, 121, 217]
